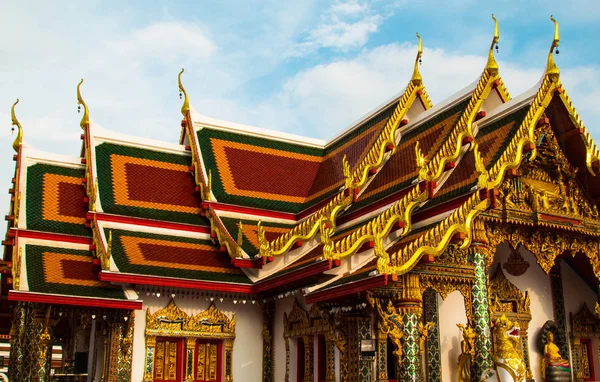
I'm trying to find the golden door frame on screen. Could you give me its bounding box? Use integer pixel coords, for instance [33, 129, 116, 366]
[570, 303, 600, 379]
[283, 299, 346, 382]
[143, 299, 236, 382]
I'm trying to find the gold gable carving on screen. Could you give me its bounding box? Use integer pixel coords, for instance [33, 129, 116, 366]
[571, 302, 600, 339]
[496, 119, 599, 225]
[145, 299, 235, 338]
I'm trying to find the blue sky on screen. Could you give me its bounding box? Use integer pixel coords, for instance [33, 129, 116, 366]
[1, 0, 600, 228]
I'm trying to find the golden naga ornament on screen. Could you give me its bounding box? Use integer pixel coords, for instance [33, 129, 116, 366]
[11, 98, 23, 152]
[77, 78, 89, 130]
[178, 68, 190, 116]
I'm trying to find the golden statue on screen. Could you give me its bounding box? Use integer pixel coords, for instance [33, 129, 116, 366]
[457, 323, 476, 382]
[418, 321, 434, 355]
[542, 331, 569, 379]
[492, 314, 526, 382]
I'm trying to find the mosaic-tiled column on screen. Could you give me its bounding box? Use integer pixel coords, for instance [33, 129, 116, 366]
[25, 306, 54, 382]
[261, 300, 275, 382]
[358, 318, 373, 381]
[376, 322, 388, 382]
[395, 273, 423, 382]
[423, 289, 442, 382]
[400, 313, 420, 381]
[8, 302, 26, 381]
[325, 340, 336, 381]
[471, 251, 494, 379]
[550, 265, 571, 364]
[143, 336, 156, 381]
[107, 315, 134, 382]
[303, 335, 314, 382]
[224, 338, 234, 382]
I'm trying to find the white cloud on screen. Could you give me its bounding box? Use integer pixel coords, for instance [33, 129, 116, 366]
[294, 1, 384, 54]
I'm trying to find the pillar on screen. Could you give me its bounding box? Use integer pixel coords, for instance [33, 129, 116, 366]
[8, 302, 26, 381]
[87, 317, 97, 382]
[423, 289, 442, 382]
[325, 340, 336, 382]
[185, 337, 195, 382]
[261, 300, 275, 382]
[224, 338, 234, 382]
[303, 335, 314, 382]
[376, 320, 388, 382]
[550, 264, 571, 364]
[358, 318, 374, 382]
[24, 305, 54, 382]
[107, 313, 134, 382]
[143, 336, 156, 382]
[396, 273, 423, 382]
[471, 250, 494, 379]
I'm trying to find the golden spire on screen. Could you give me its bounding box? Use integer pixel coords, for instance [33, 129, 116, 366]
[486, 14, 500, 74]
[547, 15, 560, 82]
[178, 68, 190, 117]
[77, 78, 89, 130]
[11, 99, 23, 152]
[411, 32, 423, 85]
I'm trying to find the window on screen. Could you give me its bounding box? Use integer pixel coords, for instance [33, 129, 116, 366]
[195, 340, 221, 382]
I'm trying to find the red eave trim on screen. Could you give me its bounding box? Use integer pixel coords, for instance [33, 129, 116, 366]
[231, 257, 264, 269]
[305, 274, 388, 304]
[254, 259, 336, 293]
[99, 271, 254, 294]
[8, 290, 142, 310]
[297, 194, 337, 220]
[12, 229, 92, 245]
[206, 202, 297, 222]
[90, 212, 211, 234]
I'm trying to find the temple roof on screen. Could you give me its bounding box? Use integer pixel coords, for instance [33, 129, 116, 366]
[4, 17, 600, 305]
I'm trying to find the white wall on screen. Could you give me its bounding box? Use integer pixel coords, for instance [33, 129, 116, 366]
[489, 243, 553, 381]
[131, 293, 263, 382]
[561, 258, 600, 380]
[439, 290, 467, 382]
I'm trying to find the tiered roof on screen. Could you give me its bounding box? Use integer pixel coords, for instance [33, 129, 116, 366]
[3, 16, 599, 307]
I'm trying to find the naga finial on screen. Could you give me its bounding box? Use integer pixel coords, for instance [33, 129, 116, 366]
[411, 32, 423, 85]
[11, 99, 23, 152]
[486, 14, 500, 74]
[178, 68, 190, 116]
[546, 16, 560, 81]
[77, 79, 90, 130]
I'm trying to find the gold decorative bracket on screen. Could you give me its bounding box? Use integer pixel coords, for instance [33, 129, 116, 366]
[77, 79, 90, 130]
[11, 99, 23, 152]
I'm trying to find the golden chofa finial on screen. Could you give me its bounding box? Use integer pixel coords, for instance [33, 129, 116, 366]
[178, 68, 190, 117]
[77, 78, 90, 130]
[547, 15, 560, 82]
[485, 14, 500, 74]
[411, 32, 423, 85]
[11, 99, 23, 152]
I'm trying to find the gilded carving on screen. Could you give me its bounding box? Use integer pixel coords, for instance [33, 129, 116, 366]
[418, 321, 434, 355]
[144, 299, 235, 382]
[368, 294, 404, 361]
[492, 314, 527, 382]
[457, 323, 476, 382]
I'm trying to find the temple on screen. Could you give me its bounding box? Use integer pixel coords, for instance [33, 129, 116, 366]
[2, 16, 600, 382]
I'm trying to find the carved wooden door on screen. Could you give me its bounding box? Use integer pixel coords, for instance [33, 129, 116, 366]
[154, 339, 183, 382]
[195, 340, 221, 382]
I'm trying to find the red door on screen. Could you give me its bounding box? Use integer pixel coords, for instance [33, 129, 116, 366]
[154, 338, 184, 382]
[195, 340, 222, 382]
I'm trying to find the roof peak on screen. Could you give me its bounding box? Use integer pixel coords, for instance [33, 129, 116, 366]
[485, 14, 500, 74]
[546, 15, 560, 82]
[410, 33, 423, 85]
